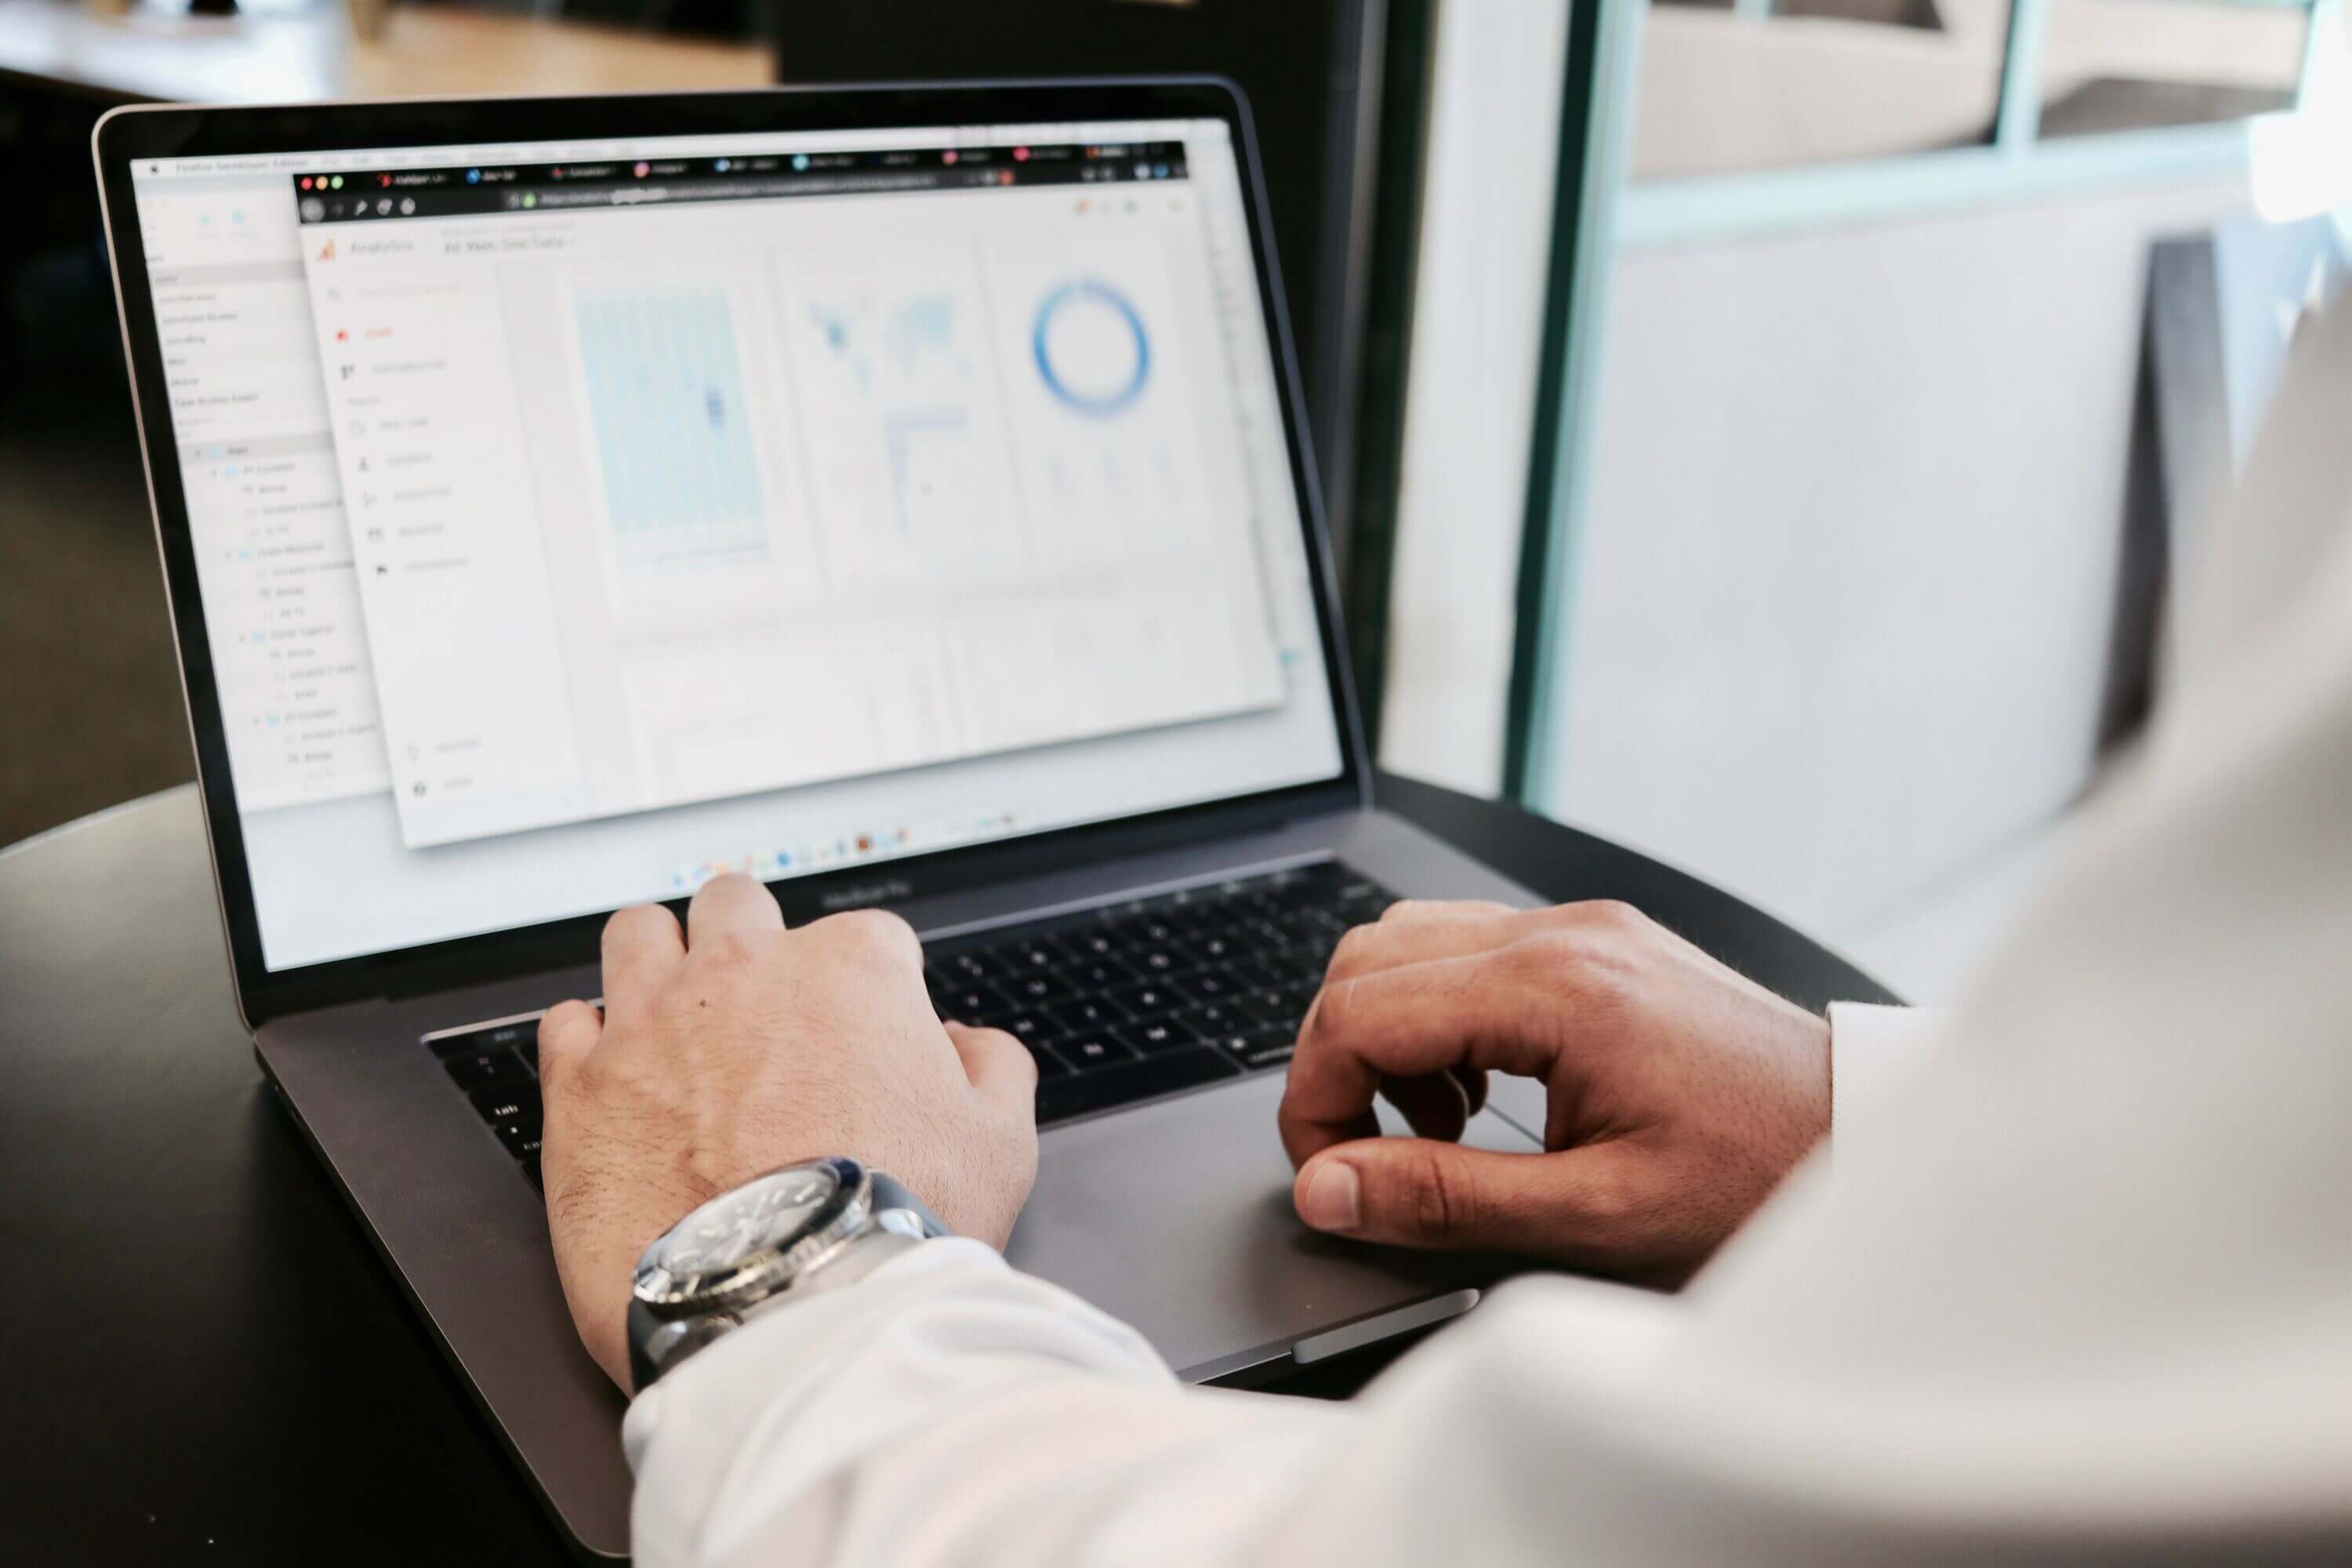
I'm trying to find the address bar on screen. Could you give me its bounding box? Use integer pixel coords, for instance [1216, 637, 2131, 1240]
[521, 171, 959, 210]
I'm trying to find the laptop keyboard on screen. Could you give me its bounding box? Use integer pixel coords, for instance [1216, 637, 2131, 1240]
[425, 1014, 552, 1189]
[922, 860, 1397, 1121]
[421, 859, 1398, 1193]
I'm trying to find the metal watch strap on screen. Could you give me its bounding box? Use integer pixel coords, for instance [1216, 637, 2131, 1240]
[628, 1167, 952, 1392]
[865, 1170, 953, 1240]
[628, 1295, 695, 1396]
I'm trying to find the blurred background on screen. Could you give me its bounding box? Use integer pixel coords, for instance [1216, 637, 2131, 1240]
[2, 0, 2347, 1000]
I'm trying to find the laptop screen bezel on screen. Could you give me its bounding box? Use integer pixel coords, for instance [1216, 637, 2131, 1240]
[94, 79, 1369, 1026]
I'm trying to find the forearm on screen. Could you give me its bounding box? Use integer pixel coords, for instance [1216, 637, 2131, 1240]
[620, 1225, 1738, 1568]
[623, 1238, 1353, 1567]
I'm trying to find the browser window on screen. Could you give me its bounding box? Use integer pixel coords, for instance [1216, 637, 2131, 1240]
[132, 117, 1341, 969]
[297, 131, 1288, 848]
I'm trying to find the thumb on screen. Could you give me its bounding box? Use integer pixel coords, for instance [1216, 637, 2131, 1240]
[1293, 1138, 1624, 1257]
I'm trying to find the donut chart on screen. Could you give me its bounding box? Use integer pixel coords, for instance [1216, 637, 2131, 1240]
[1031, 279, 1151, 416]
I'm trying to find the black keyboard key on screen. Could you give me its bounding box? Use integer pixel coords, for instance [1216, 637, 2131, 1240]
[1276, 948, 1332, 983]
[1227, 956, 1293, 990]
[518, 1040, 539, 1073]
[936, 950, 996, 983]
[1036, 1047, 1239, 1123]
[1131, 945, 1200, 979]
[1298, 864, 1369, 904]
[1105, 911, 1185, 946]
[1236, 984, 1319, 1030]
[1177, 932, 1245, 967]
[1044, 996, 1129, 1034]
[1001, 971, 1072, 1006]
[1184, 968, 1240, 1001]
[1243, 1037, 1296, 1069]
[1058, 956, 1138, 992]
[445, 1048, 528, 1091]
[1023, 1040, 1074, 1079]
[521, 1154, 543, 1192]
[1247, 870, 1321, 909]
[1276, 902, 1349, 938]
[1112, 1015, 1201, 1054]
[930, 977, 1011, 1021]
[469, 1086, 540, 1127]
[1294, 896, 1348, 929]
[1054, 929, 1122, 964]
[427, 1018, 538, 1058]
[1107, 979, 1193, 1019]
[982, 1011, 1053, 1044]
[1052, 1033, 1139, 1070]
[1145, 899, 1225, 937]
[1206, 1025, 1297, 1069]
[1232, 915, 1295, 951]
[1284, 929, 1347, 970]
[1004, 939, 1060, 972]
[493, 1120, 543, 1160]
[1184, 1000, 1253, 1036]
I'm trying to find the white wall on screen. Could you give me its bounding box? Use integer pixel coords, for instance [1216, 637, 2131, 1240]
[1542, 176, 2255, 985]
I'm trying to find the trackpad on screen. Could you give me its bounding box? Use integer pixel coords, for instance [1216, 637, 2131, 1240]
[1007, 1072, 1537, 1379]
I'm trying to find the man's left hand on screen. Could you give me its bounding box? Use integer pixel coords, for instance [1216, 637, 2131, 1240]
[537, 873, 1039, 1391]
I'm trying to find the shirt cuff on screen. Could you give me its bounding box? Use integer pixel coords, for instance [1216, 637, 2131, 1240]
[621, 1235, 1174, 1560]
[622, 1237, 1007, 1472]
[1826, 1002, 1947, 1135]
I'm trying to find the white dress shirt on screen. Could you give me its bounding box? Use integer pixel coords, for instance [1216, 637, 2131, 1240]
[622, 303, 2352, 1566]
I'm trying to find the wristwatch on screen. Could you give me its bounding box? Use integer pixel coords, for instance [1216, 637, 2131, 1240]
[626, 1156, 950, 1392]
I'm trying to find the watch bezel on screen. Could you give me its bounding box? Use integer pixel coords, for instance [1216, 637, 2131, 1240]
[630, 1156, 877, 1317]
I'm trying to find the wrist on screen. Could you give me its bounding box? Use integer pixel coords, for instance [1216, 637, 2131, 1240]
[626, 1157, 952, 1393]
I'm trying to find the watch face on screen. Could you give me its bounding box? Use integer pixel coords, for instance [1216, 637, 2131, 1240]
[635, 1160, 845, 1307]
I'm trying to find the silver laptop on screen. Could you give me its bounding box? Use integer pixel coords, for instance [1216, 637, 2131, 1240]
[95, 81, 1548, 1559]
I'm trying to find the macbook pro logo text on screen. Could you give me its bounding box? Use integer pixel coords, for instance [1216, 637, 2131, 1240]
[821, 878, 914, 912]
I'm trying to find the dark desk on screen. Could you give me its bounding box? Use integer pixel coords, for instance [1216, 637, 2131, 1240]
[0, 777, 1893, 1560]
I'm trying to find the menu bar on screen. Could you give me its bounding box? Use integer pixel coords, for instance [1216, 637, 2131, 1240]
[292, 141, 1189, 223]
[133, 118, 1225, 182]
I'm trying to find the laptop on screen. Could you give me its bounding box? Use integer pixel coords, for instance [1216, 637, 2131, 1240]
[94, 81, 1549, 1559]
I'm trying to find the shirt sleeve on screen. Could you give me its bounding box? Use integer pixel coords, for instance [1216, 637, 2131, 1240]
[1825, 1001, 1947, 1134]
[620, 1236, 1363, 1568]
[621, 1235, 1690, 1568]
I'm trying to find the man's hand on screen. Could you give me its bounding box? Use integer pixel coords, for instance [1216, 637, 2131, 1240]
[537, 873, 1038, 1390]
[1278, 899, 1829, 1287]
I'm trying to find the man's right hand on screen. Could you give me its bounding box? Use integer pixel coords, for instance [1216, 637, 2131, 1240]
[1276, 899, 1832, 1287]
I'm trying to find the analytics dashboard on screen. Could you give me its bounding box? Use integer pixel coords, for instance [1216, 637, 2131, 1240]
[131, 116, 1342, 970]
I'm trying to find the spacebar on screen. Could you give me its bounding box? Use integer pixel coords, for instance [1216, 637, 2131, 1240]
[1036, 1048, 1240, 1124]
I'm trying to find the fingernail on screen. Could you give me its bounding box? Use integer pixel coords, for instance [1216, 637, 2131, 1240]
[1298, 1160, 1360, 1232]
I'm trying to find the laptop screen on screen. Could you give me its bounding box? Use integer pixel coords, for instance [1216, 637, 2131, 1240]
[129, 115, 1343, 973]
